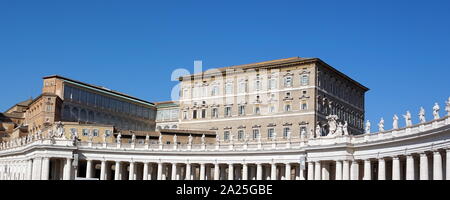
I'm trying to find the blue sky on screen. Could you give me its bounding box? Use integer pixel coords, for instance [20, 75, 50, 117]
[0, 0, 449, 129]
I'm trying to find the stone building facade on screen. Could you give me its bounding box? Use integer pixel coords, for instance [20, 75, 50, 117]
[177, 57, 368, 142]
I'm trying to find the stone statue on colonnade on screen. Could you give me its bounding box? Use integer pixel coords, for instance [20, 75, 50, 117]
[433, 103, 440, 120]
[419, 107, 426, 123]
[404, 111, 412, 127]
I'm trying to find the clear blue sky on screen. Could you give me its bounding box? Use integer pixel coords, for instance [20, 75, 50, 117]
[1, 0, 449, 129]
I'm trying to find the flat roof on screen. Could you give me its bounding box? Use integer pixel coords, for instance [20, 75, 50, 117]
[43, 75, 155, 107]
[180, 57, 369, 91]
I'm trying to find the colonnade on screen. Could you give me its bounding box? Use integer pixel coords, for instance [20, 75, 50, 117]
[75, 160, 305, 180]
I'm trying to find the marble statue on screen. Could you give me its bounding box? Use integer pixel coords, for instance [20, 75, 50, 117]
[189, 134, 193, 145]
[102, 133, 107, 143]
[173, 134, 177, 144]
[365, 120, 371, 134]
[158, 134, 163, 144]
[343, 121, 349, 136]
[446, 97, 450, 116]
[309, 128, 314, 139]
[131, 134, 136, 144]
[393, 115, 399, 129]
[378, 118, 385, 132]
[55, 121, 65, 138]
[201, 134, 205, 144]
[145, 134, 149, 144]
[300, 128, 307, 139]
[335, 122, 343, 136]
[433, 103, 440, 120]
[116, 133, 122, 144]
[315, 124, 321, 138]
[404, 111, 412, 127]
[419, 107, 426, 123]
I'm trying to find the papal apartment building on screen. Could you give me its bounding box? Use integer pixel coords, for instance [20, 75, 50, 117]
[177, 57, 368, 142]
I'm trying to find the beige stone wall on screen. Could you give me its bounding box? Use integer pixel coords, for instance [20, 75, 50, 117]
[25, 95, 61, 134]
[178, 61, 318, 141]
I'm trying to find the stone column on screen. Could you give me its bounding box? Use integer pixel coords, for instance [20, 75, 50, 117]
[172, 163, 178, 180]
[257, 164, 263, 180]
[307, 162, 314, 180]
[314, 161, 321, 180]
[27, 159, 33, 180]
[335, 160, 342, 180]
[185, 163, 191, 180]
[350, 160, 359, 180]
[447, 149, 450, 180]
[378, 158, 386, 180]
[271, 163, 277, 180]
[321, 162, 329, 180]
[228, 164, 234, 180]
[363, 160, 371, 180]
[285, 163, 291, 180]
[41, 157, 50, 180]
[143, 162, 149, 180]
[342, 160, 350, 180]
[419, 153, 429, 180]
[86, 160, 93, 178]
[157, 162, 163, 180]
[242, 163, 248, 180]
[63, 158, 72, 180]
[433, 151, 443, 180]
[100, 161, 107, 180]
[199, 163, 205, 180]
[114, 161, 121, 180]
[406, 155, 415, 180]
[214, 163, 220, 180]
[392, 157, 400, 180]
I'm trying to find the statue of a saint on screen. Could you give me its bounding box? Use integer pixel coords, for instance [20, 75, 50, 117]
[419, 107, 426, 123]
[131, 134, 136, 144]
[55, 121, 65, 138]
[365, 120, 371, 134]
[433, 103, 440, 120]
[335, 122, 343, 136]
[393, 115, 399, 130]
[116, 133, 122, 144]
[446, 97, 450, 116]
[404, 111, 412, 127]
[378, 118, 385, 132]
[300, 128, 307, 139]
[173, 134, 177, 144]
[145, 134, 150, 144]
[201, 134, 205, 144]
[189, 134, 193, 145]
[315, 124, 321, 138]
[343, 121, 349, 136]
[158, 134, 163, 145]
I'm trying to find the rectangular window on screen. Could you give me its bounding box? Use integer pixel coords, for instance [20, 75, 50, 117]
[224, 131, 230, 141]
[225, 83, 233, 95]
[193, 110, 197, 119]
[105, 130, 112, 137]
[183, 111, 188, 120]
[284, 76, 292, 87]
[283, 127, 291, 139]
[254, 106, 260, 115]
[301, 75, 309, 86]
[70, 128, 77, 136]
[238, 105, 245, 116]
[285, 104, 291, 112]
[201, 109, 206, 118]
[268, 79, 276, 90]
[255, 80, 261, 91]
[252, 129, 260, 140]
[238, 130, 244, 140]
[82, 129, 90, 136]
[225, 107, 232, 117]
[92, 129, 99, 137]
[268, 128, 275, 139]
[212, 108, 218, 118]
[302, 102, 308, 110]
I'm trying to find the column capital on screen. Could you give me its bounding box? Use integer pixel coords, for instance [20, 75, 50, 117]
[392, 156, 400, 160]
[433, 151, 441, 155]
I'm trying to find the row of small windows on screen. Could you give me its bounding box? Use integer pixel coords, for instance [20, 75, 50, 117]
[317, 98, 364, 129]
[223, 127, 304, 141]
[62, 105, 153, 131]
[181, 74, 310, 98]
[183, 103, 308, 120]
[64, 85, 156, 120]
